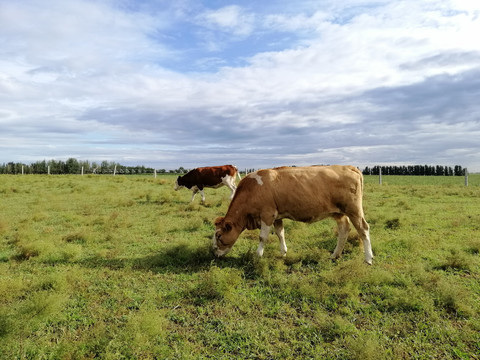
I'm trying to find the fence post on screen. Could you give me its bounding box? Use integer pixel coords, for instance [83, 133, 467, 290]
[22, 165, 24, 175]
[379, 167, 382, 185]
[113, 165, 117, 176]
[465, 168, 468, 187]
[81, 166, 84, 176]
[48, 166, 50, 175]
[154, 169, 157, 178]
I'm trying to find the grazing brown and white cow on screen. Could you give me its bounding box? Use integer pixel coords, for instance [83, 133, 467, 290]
[213, 165, 373, 264]
[174, 165, 240, 203]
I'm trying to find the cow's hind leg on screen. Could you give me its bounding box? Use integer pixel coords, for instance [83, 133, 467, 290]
[331, 214, 350, 261]
[350, 215, 373, 265]
[223, 176, 237, 200]
[274, 219, 287, 256]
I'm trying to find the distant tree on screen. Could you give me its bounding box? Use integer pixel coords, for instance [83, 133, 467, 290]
[454, 165, 463, 176]
[65, 158, 80, 174]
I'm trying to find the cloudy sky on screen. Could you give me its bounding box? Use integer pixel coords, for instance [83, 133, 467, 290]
[1, 0, 479, 171]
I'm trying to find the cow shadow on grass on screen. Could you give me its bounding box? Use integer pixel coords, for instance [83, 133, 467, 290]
[76, 232, 356, 275]
[77, 238, 252, 275]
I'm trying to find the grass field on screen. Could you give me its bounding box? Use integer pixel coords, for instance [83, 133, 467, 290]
[1, 174, 479, 359]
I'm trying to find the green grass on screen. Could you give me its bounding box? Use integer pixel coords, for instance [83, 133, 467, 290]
[1, 174, 479, 359]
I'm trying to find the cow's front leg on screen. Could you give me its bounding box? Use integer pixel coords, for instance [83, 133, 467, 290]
[199, 189, 206, 203]
[190, 188, 199, 203]
[257, 221, 271, 257]
[274, 219, 287, 256]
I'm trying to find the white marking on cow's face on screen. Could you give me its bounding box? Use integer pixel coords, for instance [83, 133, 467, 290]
[214, 246, 232, 257]
[212, 231, 233, 257]
[213, 218, 237, 257]
[250, 172, 263, 185]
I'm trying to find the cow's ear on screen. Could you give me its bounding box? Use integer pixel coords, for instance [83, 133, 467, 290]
[214, 216, 225, 227]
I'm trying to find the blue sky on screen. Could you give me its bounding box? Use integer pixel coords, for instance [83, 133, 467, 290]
[1, 0, 480, 171]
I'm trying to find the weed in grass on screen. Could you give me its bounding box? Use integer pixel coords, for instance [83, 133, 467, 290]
[63, 230, 89, 244]
[0, 310, 11, 337]
[0, 218, 8, 234]
[315, 311, 357, 342]
[467, 239, 480, 254]
[384, 218, 400, 230]
[111, 308, 171, 357]
[191, 266, 243, 304]
[433, 279, 474, 318]
[14, 240, 42, 260]
[435, 249, 472, 273]
[345, 332, 386, 360]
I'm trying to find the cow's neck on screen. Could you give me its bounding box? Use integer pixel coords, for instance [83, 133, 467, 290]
[224, 198, 250, 231]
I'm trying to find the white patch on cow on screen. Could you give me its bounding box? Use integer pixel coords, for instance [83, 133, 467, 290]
[256, 241, 265, 257]
[363, 231, 374, 265]
[250, 172, 263, 185]
[221, 174, 237, 199]
[212, 232, 217, 249]
[215, 247, 231, 257]
[274, 221, 287, 256]
[256, 221, 270, 256]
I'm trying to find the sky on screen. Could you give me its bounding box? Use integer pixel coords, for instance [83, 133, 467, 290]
[1, 0, 480, 171]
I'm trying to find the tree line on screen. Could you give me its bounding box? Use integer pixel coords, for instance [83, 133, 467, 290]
[0, 159, 467, 176]
[0, 159, 168, 175]
[362, 165, 466, 176]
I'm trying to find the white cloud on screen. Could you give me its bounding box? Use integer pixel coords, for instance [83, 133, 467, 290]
[264, 11, 329, 32]
[197, 5, 255, 36]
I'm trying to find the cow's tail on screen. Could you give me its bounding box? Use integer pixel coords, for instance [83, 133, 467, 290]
[351, 166, 364, 196]
[361, 170, 364, 196]
[357, 166, 364, 196]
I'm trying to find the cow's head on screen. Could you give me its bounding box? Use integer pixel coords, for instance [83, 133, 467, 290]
[212, 216, 241, 257]
[174, 176, 182, 190]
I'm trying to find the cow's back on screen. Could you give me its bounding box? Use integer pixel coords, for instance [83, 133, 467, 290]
[196, 165, 236, 187]
[237, 166, 364, 222]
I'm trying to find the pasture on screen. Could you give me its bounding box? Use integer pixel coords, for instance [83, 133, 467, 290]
[1, 174, 479, 359]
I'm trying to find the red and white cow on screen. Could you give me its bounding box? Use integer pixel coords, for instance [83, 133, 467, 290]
[213, 165, 373, 264]
[174, 165, 241, 203]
